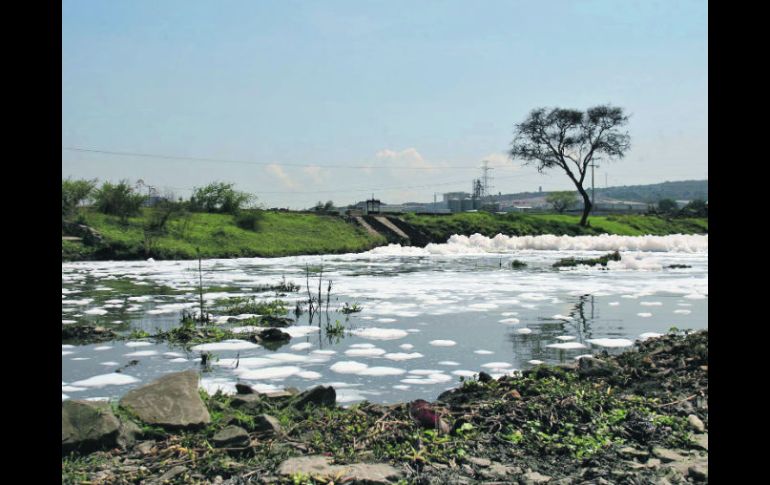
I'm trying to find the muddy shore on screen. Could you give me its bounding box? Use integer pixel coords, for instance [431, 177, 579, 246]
[63, 330, 708, 484]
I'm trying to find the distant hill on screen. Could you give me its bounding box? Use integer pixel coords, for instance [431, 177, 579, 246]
[501, 180, 707, 204]
[595, 180, 707, 203]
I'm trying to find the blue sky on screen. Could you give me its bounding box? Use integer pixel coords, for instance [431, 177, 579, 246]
[62, 0, 707, 208]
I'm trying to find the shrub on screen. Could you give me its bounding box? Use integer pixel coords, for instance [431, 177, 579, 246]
[189, 182, 253, 214]
[234, 210, 264, 231]
[93, 181, 146, 221]
[62, 178, 97, 219]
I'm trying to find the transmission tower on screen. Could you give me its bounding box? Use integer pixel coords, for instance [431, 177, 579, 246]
[481, 160, 494, 200]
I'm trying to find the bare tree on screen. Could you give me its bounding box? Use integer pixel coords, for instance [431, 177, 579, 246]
[509, 105, 630, 226]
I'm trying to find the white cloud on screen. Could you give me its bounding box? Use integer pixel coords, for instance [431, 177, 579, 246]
[265, 164, 297, 189]
[375, 147, 437, 172]
[302, 165, 328, 184]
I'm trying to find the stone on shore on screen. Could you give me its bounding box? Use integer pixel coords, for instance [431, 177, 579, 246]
[687, 414, 706, 433]
[212, 426, 250, 448]
[276, 455, 403, 484]
[119, 370, 210, 429]
[62, 400, 121, 453]
[291, 385, 336, 409]
[253, 414, 283, 435]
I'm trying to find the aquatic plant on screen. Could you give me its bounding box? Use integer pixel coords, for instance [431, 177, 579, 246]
[340, 302, 363, 314]
[553, 251, 621, 268]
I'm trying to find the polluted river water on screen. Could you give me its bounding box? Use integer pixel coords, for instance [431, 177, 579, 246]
[62, 233, 707, 405]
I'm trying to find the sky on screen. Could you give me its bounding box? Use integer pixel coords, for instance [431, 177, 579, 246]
[62, 0, 708, 209]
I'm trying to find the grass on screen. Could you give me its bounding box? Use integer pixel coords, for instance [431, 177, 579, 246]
[68, 208, 386, 260]
[401, 212, 708, 241]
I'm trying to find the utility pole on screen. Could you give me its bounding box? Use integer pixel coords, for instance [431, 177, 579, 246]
[590, 162, 599, 209]
[433, 192, 437, 213]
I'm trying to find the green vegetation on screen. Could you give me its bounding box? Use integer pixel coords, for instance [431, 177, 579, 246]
[64, 208, 385, 261]
[93, 180, 146, 222]
[546, 191, 578, 213]
[553, 251, 621, 268]
[189, 181, 253, 214]
[62, 178, 97, 219]
[511, 259, 528, 269]
[340, 302, 363, 314]
[402, 212, 707, 243]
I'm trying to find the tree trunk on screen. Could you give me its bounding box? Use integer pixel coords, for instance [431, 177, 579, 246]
[578, 189, 592, 227]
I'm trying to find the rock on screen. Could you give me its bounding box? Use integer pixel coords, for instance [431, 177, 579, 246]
[521, 471, 552, 484]
[235, 383, 255, 394]
[652, 447, 685, 463]
[618, 446, 649, 460]
[260, 315, 294, 327]
[212, 426, 250, 448]
[257, 328, 291, 342]
[276, 456, 403, 484]
[158, 465, 187, 482]
[291, 385, 336, 409]
[688, 464, 708, 482]
[577, 356, 620, 377]
[692, 433, 708, 451]
[135, 440, 156, 455]
[253, 414, 283, 435]
[687, 414, 706, 433]
[646, 458, 662, 469]
[119, 370, 210, 429]
[116, 418, 143, 449]
[467, 456, 492, 468]
[62, 400, 121, 454]
[230, 393, 262, 412]
[478, 371, 493, 383]
[479, 463, 520, 479]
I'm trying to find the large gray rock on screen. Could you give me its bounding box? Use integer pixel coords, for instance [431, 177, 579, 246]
[253, 414, 283, 435]
[119, 370, 210, 429]
[687, 414, 706, 433]
[62, 400, 120, 454]
[276, 456, 403, 484]
[577, 356, 620, 377]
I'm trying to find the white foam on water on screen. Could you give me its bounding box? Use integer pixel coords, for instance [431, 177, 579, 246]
[311, 350, 337, 356]
[105, 299, 124, 304]
[336, 389, 366, 403]
[499, 318, 520, 325]
[290, 343, 313, 351]
[409, 369, 443, 375]
[199, 377, 237, 396]
[71, 373, 140, 388]
[640, 302, 663, 306]
[481, 362, 512, 369]
[639, 332, 663, 340]
[349, 328, 409, 340]
[406, 329, 421, 333]
[62, 344, 75, 349]
[393, 385, 411, 390]
[125, 341, 153, 347]
[587, 338, 634, 348]
[501, 312, 519, 316]
[383, 352, 423, 361]
[621, 295, 637, 299]
[297, 371, 323, 379]
[360, 366, 407, 376]
[99, 361, 120, 366]
[684, 294, 707, 300]
[62, 351, 74, 356]
[674, 309, 692, 315]
[399, 344, 414, 350]
[677, 303, 693, 307]
[191, 340, 260, 351]
[574, 354, 595, 360]
[169, 358, 188, 363]
[438, 361, 460, 366]
[61, 386, 86, 392]
[345, 347, 387, 357]
[469, 303, 499, 310]
[556, 335, 577, 341]
[608, 302, 620, 306]
[125, 350, 159, 357]
[93, 346, 112, 351]
[515, 328, 533, 334]
[62, 320, 76, 324]
[429, 340, 456, 347]
[330, 361, 369, 374]
[377, 318, 397, 323]
[547, 342, 588, 350]
[349, 343, 376, 349]
[84, 308, 108, 315]
[637, 313, 653, 318]
[528, 360, 544, 365]
[163, 352, 185, 358]
[552, 315, 573, 321]
[71, 357, 91, 361]
[235, 366, 302, 380]
[85, 397, 110, 402]
[474, 350, 494, 355]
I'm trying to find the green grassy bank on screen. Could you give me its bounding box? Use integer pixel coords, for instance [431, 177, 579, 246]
[62, 209, 386, 261]
[400, 212, 707, 244]
[62, 210, 707, 262]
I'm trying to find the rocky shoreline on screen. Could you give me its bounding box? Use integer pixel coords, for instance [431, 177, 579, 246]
[62, 330, 708, 484]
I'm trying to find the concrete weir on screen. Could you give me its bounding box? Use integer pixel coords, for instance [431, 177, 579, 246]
[356, 215, 411, 244]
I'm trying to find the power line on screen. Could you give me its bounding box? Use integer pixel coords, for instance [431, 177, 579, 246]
[62, 147, 481, 171]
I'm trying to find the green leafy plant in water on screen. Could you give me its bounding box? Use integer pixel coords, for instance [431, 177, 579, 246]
[340, 302, 363, 314]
